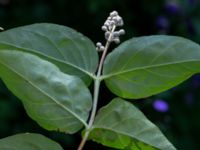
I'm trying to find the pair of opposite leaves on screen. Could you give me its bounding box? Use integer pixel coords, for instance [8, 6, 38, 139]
[0, 23, 200, 150]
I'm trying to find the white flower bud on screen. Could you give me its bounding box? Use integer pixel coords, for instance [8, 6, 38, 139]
[101, 26, 107, 31]
[96, 42, 105, 52]
[96, 42, 102, 47]
[110, 20, 115, 26]
[98, 11, 125, 46]
[112, 16, 118, 22]
[117, 19, 124, 26]
[107, 17, 112, 20]
[100, 46, 105, 51]
[104, 21, 110, 27]
[113, 38, 120, 44]
[119, 29, 125, 35]
[113, 32, 119, 38]
[105, 31, 110, 39]
[116, 16, 122, 22]
[110, 11, 118, 17]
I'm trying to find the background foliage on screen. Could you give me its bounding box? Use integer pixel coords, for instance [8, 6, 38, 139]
[0, 0, 200, 149]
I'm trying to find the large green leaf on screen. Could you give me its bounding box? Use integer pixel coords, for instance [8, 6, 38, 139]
[0, 23, 98, 85]
[0, 50, 92, 133]
[0, 133, 63, 150]
[103, 35, 200, 99]
[89, 98, 176, 150]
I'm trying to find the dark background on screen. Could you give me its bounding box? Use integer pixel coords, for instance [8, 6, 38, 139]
[0, 0, 200, 149]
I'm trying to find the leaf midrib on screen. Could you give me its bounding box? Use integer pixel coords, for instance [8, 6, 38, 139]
[0, 41, 95, 79]
[23, 29, 68, 61]
[102, 59, 200, 79]
[0, 60, 88, 127]
[22, 28, 87, 70]
[90, 126, 173, 150]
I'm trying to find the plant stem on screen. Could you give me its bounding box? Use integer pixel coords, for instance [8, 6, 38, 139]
[77, 79, 100, 150]
[96, 25, 116, 77]
[77, 25, 116, 150]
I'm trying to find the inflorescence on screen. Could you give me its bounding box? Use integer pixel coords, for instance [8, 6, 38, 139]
[96, 11, 125, 52]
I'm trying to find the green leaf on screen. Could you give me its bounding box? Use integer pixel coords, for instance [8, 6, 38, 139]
[0, 50, 92, 133]
[89, 98, 176, 150]
[0, 133, 63, 150]
[0, 23, 98, 85]
[103, 35, 200, 99]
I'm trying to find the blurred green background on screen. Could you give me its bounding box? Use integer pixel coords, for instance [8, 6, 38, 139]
[0, 0, 200, 149]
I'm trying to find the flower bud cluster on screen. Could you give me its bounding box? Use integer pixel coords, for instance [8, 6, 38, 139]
[102, 11, 125, 43]
[96, 42, 105, 51]
[96, 11, 125, 51]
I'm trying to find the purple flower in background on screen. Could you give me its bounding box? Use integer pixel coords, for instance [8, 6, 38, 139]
[153, 99, 169, 112]
[156, 15, 170, 30]
[165, 0, 181, 15]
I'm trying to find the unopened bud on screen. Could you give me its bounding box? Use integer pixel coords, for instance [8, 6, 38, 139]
[105, 31, 110, 39]
[101, 26, 107, 31]
[96, 42, 105, 52]
[117, 19, 124, 26]
[98, 11, 125, 46]
[113, 38, 120, 44]
[119, 29, 125, 35]
[110, 20, 115, 26]
[113, 32, 119, 38]
[107, 17, 112, 20]
[110, 11, 118, 17]
[100, 46, 105, 51]
[96, 42, 102, 47]
[104, 21, 110, 27]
